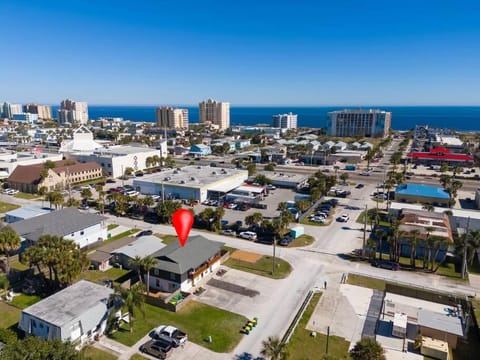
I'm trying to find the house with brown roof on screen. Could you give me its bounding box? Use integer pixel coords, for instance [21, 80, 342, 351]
[8, 160, 103, 193]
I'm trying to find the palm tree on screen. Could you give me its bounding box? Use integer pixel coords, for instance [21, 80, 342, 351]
[375, 228, 387, 261]
[260, 336, 288, 360]
[80, 188, 92, 203]
[109, 283, 145, 333]
[423, 226, 435, 270]
[431, 237, 448, 271]
[365, 150, 375, 170]
[467, 230, 480, 267]
[141, 256, 157, 296]
[128, 256, 144, 285]
[408, 229, 421, 269]
[157, 200, 181, 224]
[271, 219, 283, 275]
[38, 186, 48, 207]
[0, 226, 21, 274]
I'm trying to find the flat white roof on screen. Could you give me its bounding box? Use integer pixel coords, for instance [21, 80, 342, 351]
[393, 313, 408, 329]
[390, 202, 480, 220]
[235, 185, 264, 193]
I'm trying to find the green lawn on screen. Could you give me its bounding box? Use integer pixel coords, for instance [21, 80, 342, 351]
[0, 201, 20, 213]
[155, 234, 178, 244]
[87, 229, 137, 251]
[14, 192, 40, 200]
[107, 224, 119, 231]
[301, 218, 331, 227]
[77, 267, 131, 284]
[472, 299, 480, 326]
[9, 294, 42, 309]
[287, 292, 350, 359]
[129, 355, 149, 360]
[81, 346, 117, 360]
[346, 273, 386, 291]
[0, 302, 21, 329]
[288, 234, 315, 248]
[110, 301, 248, 353]
[224, 255, 292, 279]
[10, 259, 29, 271]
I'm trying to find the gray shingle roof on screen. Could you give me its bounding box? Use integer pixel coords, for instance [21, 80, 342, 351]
[151, 235, 224, 274]
[11, 207, 106, 242]
[112, 235, 166, 259]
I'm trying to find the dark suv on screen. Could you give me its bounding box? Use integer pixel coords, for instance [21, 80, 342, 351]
[140, 339, 172, 359]
[372, 260, 399, 271]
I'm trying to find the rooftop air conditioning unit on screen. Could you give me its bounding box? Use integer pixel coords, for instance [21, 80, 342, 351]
[190, 177, 196, 181]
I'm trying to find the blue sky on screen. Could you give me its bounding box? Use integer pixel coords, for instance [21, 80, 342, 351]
[1, 0, 479, 105]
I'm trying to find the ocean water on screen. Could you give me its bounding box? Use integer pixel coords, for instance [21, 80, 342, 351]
[52, 105, 480, 131]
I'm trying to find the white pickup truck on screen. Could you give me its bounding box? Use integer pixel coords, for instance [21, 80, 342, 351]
[153, 325, 188, 347]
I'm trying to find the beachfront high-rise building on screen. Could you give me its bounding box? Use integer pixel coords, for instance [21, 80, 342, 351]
[155, 106, 189, 129]
[24, 103, 53, 120]
[327, 109, 391, 138]
[199, 99, 230, 130]
[57, 99, 88, 124]
[272, 112, 298, 129]
[2, 102, 23, 119]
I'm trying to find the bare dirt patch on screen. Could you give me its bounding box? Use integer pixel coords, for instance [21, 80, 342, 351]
[230, 250, 262, 263]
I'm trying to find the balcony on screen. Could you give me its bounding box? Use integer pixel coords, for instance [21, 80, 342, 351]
[188, 253, 223, 279]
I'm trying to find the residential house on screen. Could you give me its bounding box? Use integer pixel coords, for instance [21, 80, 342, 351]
[235, 139, 251, 149]
[148, 235, 225, 293]
[18, 280, 113, 344]
[7, 160, 103, 193]
[111, 235, 166, 270]
[417, 309, 464, 349]
[5, 206, 52, 223]
[189, 144, 211, 157]
[11, 207, 107, 250]
[360, 142, 374, 151]
[334, 141, 347, 151]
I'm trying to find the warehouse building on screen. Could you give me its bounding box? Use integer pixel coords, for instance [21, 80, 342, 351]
[265, 172, 309, 190]
[133, 165, 248, 202]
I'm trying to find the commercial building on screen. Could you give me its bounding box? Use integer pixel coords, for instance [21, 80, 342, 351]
[8, 160, 103, 193]
[149, 235, 225, 292]
[19, 280, 113, 344]
[199, 99, 230, 130]
[155, 106, 189, 129]
[189, 144, 211, 157]
[265, 172, 309, 189]
[70, 145, 163, 178]
[11, 207, 107, 249]
[57, 98, 88, 124]
[133, 165, 248, 202]
[24, 103, 53, 120]
[0, 149, 63, 179]
[407, 147, 474, 166]
[394, 183, 450, 206]
[272, 112, 298, 129]
[327, 109, 391, 138]
[12, 113, 39, 124]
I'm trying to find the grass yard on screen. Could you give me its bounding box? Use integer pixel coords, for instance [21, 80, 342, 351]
[0, 301, 21, 329]
[80, 346, 117, 360]
[286, 292, 350, 359]
[0, 201, 20, 213]
[288, 234, 315, 247]
[14, 192, 40, 200]
[301, 218, 331, 227]
[9, 294, 42, 309]
[10, 259, 29, 271]
[110, 301, 247, 353]
[77, 267, 130, 284]
[155, 234, 178, 244]
[224, 255, 292, 279]
[472, 299, 480, 326]
[129, 355, 149, 360]
[89, 229, 138, 250]
[107, 224, 119, 231]
[346, 273, 386, 291]
[222, 245, 237, 254]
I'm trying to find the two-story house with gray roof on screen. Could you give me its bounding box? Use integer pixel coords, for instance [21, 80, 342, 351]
[148, 235, 225, 293]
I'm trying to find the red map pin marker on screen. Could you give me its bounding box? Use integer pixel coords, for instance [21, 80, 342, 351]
[172, 209, 194, 247]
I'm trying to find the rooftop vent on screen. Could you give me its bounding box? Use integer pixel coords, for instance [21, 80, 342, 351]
[190, 177, 196, 181]
[180, 180, 185, 184]
[212, 171, 217, 175]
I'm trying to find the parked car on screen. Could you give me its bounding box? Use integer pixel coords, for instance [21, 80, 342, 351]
[140, 339, 171, 359]
[279, 236, 293, 246]
[336, 214, 349, 222]
[359, 171, 372, 176]
[78, 204, 89, 210]
[152, 325, 188, 347]
[355, 183, 364, 189]
[267, 184, 277, 190]
[227, 203, 237, 210]
[221, 229, 236, 237]
[372, 260, 399, 271]
[310, 216, 325, 223]
[239, 231, 258, 240]
[137, 230, 153, 237]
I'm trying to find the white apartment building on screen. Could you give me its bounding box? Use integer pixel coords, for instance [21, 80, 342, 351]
[57, 98, 89, 124]
[272, 112, 298, 129]
[24, 103, 53, 120]
[327, 109, 392, 138]
[155, 106, 189, 128]
[199, 99, 230, 130]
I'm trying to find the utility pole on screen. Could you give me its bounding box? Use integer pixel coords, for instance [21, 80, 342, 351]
[462, 217, 470, 280]
[121, 164, 124, 187]
[326, 326, 330, 355]
[362, 204, 367, 258]
[272, 235, 276, 275]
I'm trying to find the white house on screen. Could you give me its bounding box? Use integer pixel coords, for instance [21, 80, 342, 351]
[11, 207, 107, 250]
[18, 281, 113, 344]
